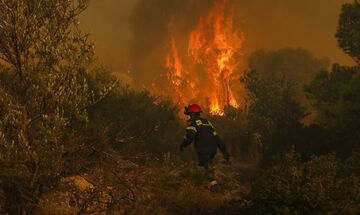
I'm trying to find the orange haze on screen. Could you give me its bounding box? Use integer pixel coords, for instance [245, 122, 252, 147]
[80, 0, 355, 113]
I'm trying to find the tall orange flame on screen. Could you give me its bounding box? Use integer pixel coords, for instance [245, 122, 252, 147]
[165, 0, 244, 115]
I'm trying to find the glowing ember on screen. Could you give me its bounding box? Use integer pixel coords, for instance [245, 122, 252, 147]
[165, 0, 244, 115]
[210, 99, 225, 116]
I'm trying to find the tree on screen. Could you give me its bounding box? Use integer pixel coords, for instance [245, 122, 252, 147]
[247, 48, 330, 113]
[336, 0, 360, 63]
[248, 48, 330, 84]
[0, 0, 101, 213]
[241, 70, 306, 137]
[241, 70, 308, 163]
[300, 0, 360, 159]
[305, 64, 360, 157]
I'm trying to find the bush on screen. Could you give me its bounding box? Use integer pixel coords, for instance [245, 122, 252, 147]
[86, 72, 183, 157]
[219, 148, 360, 214]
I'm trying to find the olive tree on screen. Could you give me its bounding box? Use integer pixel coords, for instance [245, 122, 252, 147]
[0, 0, 103, 213]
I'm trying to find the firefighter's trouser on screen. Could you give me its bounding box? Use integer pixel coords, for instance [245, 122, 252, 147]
[197, 151, 216, 169]
[197, 151, 217, 188]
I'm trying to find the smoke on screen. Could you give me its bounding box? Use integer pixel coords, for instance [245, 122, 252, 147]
[235, 0, 354, 65]
[80, 0, 355, 88]
[127, 0, 220, 88]
[80, 0, 137, 84]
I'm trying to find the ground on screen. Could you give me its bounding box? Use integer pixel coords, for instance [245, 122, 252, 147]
[36, 153, 258, 215]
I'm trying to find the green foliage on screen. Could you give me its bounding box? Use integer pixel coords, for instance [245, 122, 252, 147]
[86, 71, 183, 156]
[239, 69, 332, 162]
[218, 4, 360, 213]
[0, 0, 104, 213]
[304, 0, 360, 158]
[247, 48, 330, 111]
[219, 148, 360, 214]
[240, 70, 308, 163]
[241, 70, 307, 135]
[336, 0, 360, 63]
[305, 64, 360, 130]
[305, 64, 360, 157]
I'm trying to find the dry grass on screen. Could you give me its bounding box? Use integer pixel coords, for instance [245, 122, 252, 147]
[36, 152, 257, 215]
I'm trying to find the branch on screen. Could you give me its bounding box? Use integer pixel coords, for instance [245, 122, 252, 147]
[111, 170, 136, 202]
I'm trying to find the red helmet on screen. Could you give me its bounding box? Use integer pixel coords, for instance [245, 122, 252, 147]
[188, 104, 202, 113]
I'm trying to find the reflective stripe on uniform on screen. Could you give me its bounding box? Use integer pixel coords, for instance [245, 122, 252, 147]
[196, 120, 214, 128]
[210, 180, 218, 186]
[186, 126, 197, 132]
[208, 121, 214, 128]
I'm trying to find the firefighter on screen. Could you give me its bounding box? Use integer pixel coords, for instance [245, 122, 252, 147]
[180, 104, 229, 189]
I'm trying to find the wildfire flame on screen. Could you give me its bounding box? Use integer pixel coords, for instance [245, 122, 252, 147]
[165, 0, 244, 115]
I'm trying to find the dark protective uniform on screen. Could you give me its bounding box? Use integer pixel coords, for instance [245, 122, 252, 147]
[181, 116, 228, 169]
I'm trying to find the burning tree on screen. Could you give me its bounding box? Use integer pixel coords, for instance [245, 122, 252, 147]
[153, 0, 245, 115]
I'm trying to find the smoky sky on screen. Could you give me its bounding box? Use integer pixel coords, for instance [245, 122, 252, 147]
[80, 0, 355, 87]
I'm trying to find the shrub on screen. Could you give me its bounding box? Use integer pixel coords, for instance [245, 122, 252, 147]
[219, 148, 360, 214]
[87, 75, 183, 157]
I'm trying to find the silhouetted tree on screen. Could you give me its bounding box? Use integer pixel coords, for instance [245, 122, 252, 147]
[241, 70, 308, 163]
[305, 64, 360, 157]
[248, 48, 330, 115]
[336, 0, 360, 63]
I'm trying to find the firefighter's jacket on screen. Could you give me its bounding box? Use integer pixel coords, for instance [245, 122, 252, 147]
[181, 117, 227, 155]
